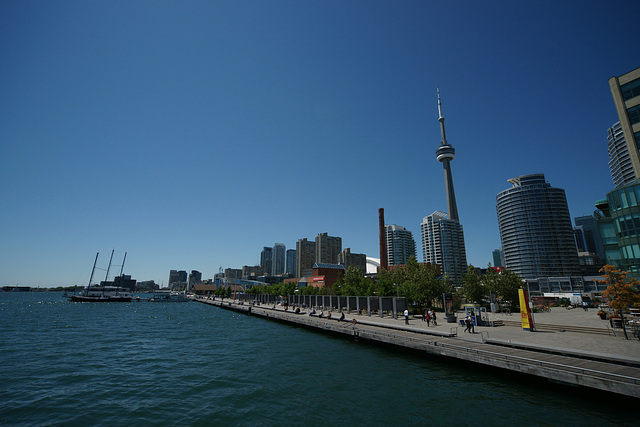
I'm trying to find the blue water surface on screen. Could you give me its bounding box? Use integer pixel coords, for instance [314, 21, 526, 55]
[0, 292, 635, 426]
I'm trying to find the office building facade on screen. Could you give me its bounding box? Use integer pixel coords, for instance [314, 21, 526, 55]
[496, 174, 581, 279]
[601, 182, 640, 277]
[421, 211, 467, 285]
[168, 270, 187, 289]
[385, 224, 417, 266]
[609, 67, 640, 183]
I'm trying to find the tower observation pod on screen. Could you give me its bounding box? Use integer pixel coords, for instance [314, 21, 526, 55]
[435, 88, 459, 222]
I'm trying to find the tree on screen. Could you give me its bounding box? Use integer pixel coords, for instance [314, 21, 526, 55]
[461, 265, 486, 304]
[389, 256, 449, 309]
[333, 265, 370, 296]
[600, 265, 640, 339]
[483, 267, 522, 310]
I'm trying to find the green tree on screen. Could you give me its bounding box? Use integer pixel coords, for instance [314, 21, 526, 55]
[461, 265, 486, 304]
[334, 266, 373, 296]
[389, 257, 448, 308]
[483, 267, 522, 310]
[600, 265, 640, 339]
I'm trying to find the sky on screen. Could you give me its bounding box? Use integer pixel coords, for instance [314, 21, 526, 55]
[1, 0, 639, 287]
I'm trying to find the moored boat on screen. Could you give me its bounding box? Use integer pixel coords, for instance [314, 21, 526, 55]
[147, 290, 190, 302]
[69, 251, 133, 302]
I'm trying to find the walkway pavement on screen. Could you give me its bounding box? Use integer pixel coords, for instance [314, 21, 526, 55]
[206, 298, 640, 360]
[339, 306, 640, 359]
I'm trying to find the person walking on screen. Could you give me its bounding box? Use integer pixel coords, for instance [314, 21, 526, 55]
[404, 309, 409, 325]
[426, 311, 431, 327]
[431, 310, 437, 326]
[464, 315, 471, 333]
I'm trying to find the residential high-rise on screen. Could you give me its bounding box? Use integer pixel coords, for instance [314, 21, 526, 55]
[421, 211, 467, 285]
[260, 247, 273, 276]
[338, 248, 367, 273]
[296, 238, 316, 278]
[608, 67, 640, 182]
[607, 122, 634, 188]
[385, 224, 416, 266]
[315, 232, 342, 264]
[286, 249, 297, 275]
[272, 243, 286, 276]
[496, 174, 581, 279]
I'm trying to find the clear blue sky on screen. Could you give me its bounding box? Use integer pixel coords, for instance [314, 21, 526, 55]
[1, 1, 639, 287]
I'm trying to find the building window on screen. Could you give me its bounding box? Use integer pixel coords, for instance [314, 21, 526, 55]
[628, 105, 640, 125]
[621, 79, 640, 101]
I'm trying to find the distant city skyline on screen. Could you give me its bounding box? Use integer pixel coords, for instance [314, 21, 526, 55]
[1, 2, 638, 286]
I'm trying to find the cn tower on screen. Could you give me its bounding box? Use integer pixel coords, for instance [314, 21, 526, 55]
[435, 88, 459, 221]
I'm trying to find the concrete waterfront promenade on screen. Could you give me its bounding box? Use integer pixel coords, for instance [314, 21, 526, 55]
[195, 297, 640, 399]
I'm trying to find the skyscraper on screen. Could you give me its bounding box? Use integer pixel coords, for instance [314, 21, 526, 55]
[607, 122, 634, 188]
[260, 246, 273, 276]
[422, 89, 467, 285]
[574, 215, 605, 261]
[315, 232, 342, 264]
[385, 224, 416, 266]
[272, 243, 286, 276]
[296, 238, 316, 278]
[496, 174, 581, 279]
[286, 249, 297, 275]
[421, 211, 467, 285]
[608, 67, 640, 181]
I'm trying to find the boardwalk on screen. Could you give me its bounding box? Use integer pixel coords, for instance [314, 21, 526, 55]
[196, 298, 640, 399]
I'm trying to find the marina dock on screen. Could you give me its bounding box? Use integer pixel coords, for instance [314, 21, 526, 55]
[196, 297, 640, 399]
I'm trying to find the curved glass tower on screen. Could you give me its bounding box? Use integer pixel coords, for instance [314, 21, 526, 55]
[496, 174, 581, 279]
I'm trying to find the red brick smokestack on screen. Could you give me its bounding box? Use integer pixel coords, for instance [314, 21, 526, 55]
[378, 208, 388, 270]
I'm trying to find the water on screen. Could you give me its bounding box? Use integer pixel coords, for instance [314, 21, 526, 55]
[0, 292, 636, 426]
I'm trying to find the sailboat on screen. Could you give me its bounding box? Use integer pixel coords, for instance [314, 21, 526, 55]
[69, 251, 133, 302]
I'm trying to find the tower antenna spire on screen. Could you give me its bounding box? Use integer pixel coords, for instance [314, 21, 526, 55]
[437, 86, 447, 145]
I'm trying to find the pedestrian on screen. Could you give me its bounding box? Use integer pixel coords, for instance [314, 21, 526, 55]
[404, 309, 409, 325]
[583, 301, 588, 311]
[432, 310, 437, 326]
[422, 310, 426, 322]
[426, 312, 431, 327]
[464, 315, 471, 333]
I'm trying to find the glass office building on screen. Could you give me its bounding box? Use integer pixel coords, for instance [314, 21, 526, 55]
[603, 181, 640, 277]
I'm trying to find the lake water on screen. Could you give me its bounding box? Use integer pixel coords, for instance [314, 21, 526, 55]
[0, 292, 635, 426]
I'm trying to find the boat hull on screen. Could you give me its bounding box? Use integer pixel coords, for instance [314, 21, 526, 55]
[70, 295, 132, 302]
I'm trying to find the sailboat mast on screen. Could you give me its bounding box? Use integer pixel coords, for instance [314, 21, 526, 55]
[104, 249, 115, 282]
[88, 252, 99, 287]
[119, 252, 127, 276]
